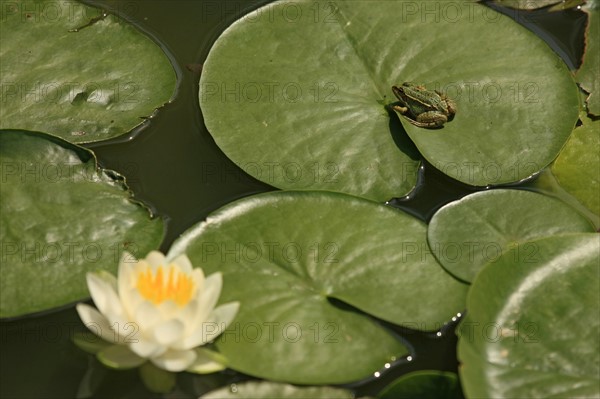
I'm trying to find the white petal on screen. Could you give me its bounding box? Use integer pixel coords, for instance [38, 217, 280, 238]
[177, 302, 239, 350]
[129, 338, 166, 358]
[186, 347, 227, 374]
[121, 286, 143, 322]
[191, 268, 205, 293]
[172, 327, 203, 351]
[177, 298, 202, 333]
[118, 252, 137, 314]
[86, 272, 123, 318]
[134, 259, 150, 274]
[183, 272, 223, 335]
[98, 344, 146, 369]
[96, 269, 118, 291]
[76, 303, 119, 343]
[152, 319, 185, 346]
[197, 272, 222, 320]
[133, 301, 161, 332]
[119, 251, 139, 270]
[104, 313, 133, 340]
[202, 272, 223, 312]
[209, 302, 240, 329]
[144, 251, 167, 269]
[157, 300, 180, 319]
[171, 254, 193, 273]
[151, 349, 197, 372]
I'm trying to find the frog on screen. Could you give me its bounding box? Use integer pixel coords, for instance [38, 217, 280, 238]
[391, 82, 457, 128]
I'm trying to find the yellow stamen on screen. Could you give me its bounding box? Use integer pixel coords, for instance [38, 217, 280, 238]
[136, 264, 195, 306]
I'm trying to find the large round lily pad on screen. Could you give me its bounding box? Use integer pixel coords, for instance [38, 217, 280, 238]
[427, 189, 595, 282]
[0, 0, 177, 143]
[458, 233, 600, 399]
[0, 130, 164, 318]
[200, 0, 578, 196]
[169, 191, 468, 384]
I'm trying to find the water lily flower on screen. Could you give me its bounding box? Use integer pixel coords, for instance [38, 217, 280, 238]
[76, 251, 239, 372]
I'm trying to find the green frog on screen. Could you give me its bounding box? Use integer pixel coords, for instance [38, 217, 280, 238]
[391, 82, 457, 128]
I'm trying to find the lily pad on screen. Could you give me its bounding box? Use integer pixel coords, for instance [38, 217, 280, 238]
[427, 189, 595, 282]
[0, 130, 164, 318]
[0, 0, 177, 143]
[200, 0, 578, 195]
[577, 0, 600, 115]
[458, 233, 600, 399]
[378, 371, 463, 399]
[552, 115, 600, 217]
[169, 191, 468, 384]
[201, 381, 357, 399]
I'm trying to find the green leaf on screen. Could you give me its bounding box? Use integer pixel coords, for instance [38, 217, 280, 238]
[458, 233, 600, 399]
[552, 115, 600, 217]
[0, 0, 177, 143]
[427, 189, 595, 282]
[186, 347, 228, 374]
[200, 0, 578, 194]
[378, 370, 463, 399]
[72, 330, 112, 355]
[201, 381, 356, 399]
[577, 1, 600, 115]
[522, 167, 600, 229]
[139, 362, 176, 394]
[0, 130, 164, 318]
[493, 0, 584, 10]
[169, 191, 468, 384]
[97, 345, 146, 370]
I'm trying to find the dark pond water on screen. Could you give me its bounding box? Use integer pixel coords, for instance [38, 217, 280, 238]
[0, 1, 587, 398]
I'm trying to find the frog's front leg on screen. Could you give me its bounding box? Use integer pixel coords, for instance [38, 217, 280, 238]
[392, 104, 409, 115]
[413, 111, 448, 128]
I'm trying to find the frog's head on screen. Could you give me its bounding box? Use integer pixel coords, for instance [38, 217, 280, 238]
[391, 84, 409, 102]
[392, 82, 422, 103]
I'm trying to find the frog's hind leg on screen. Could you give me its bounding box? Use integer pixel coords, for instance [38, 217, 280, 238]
[414, 111, 448, 128]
